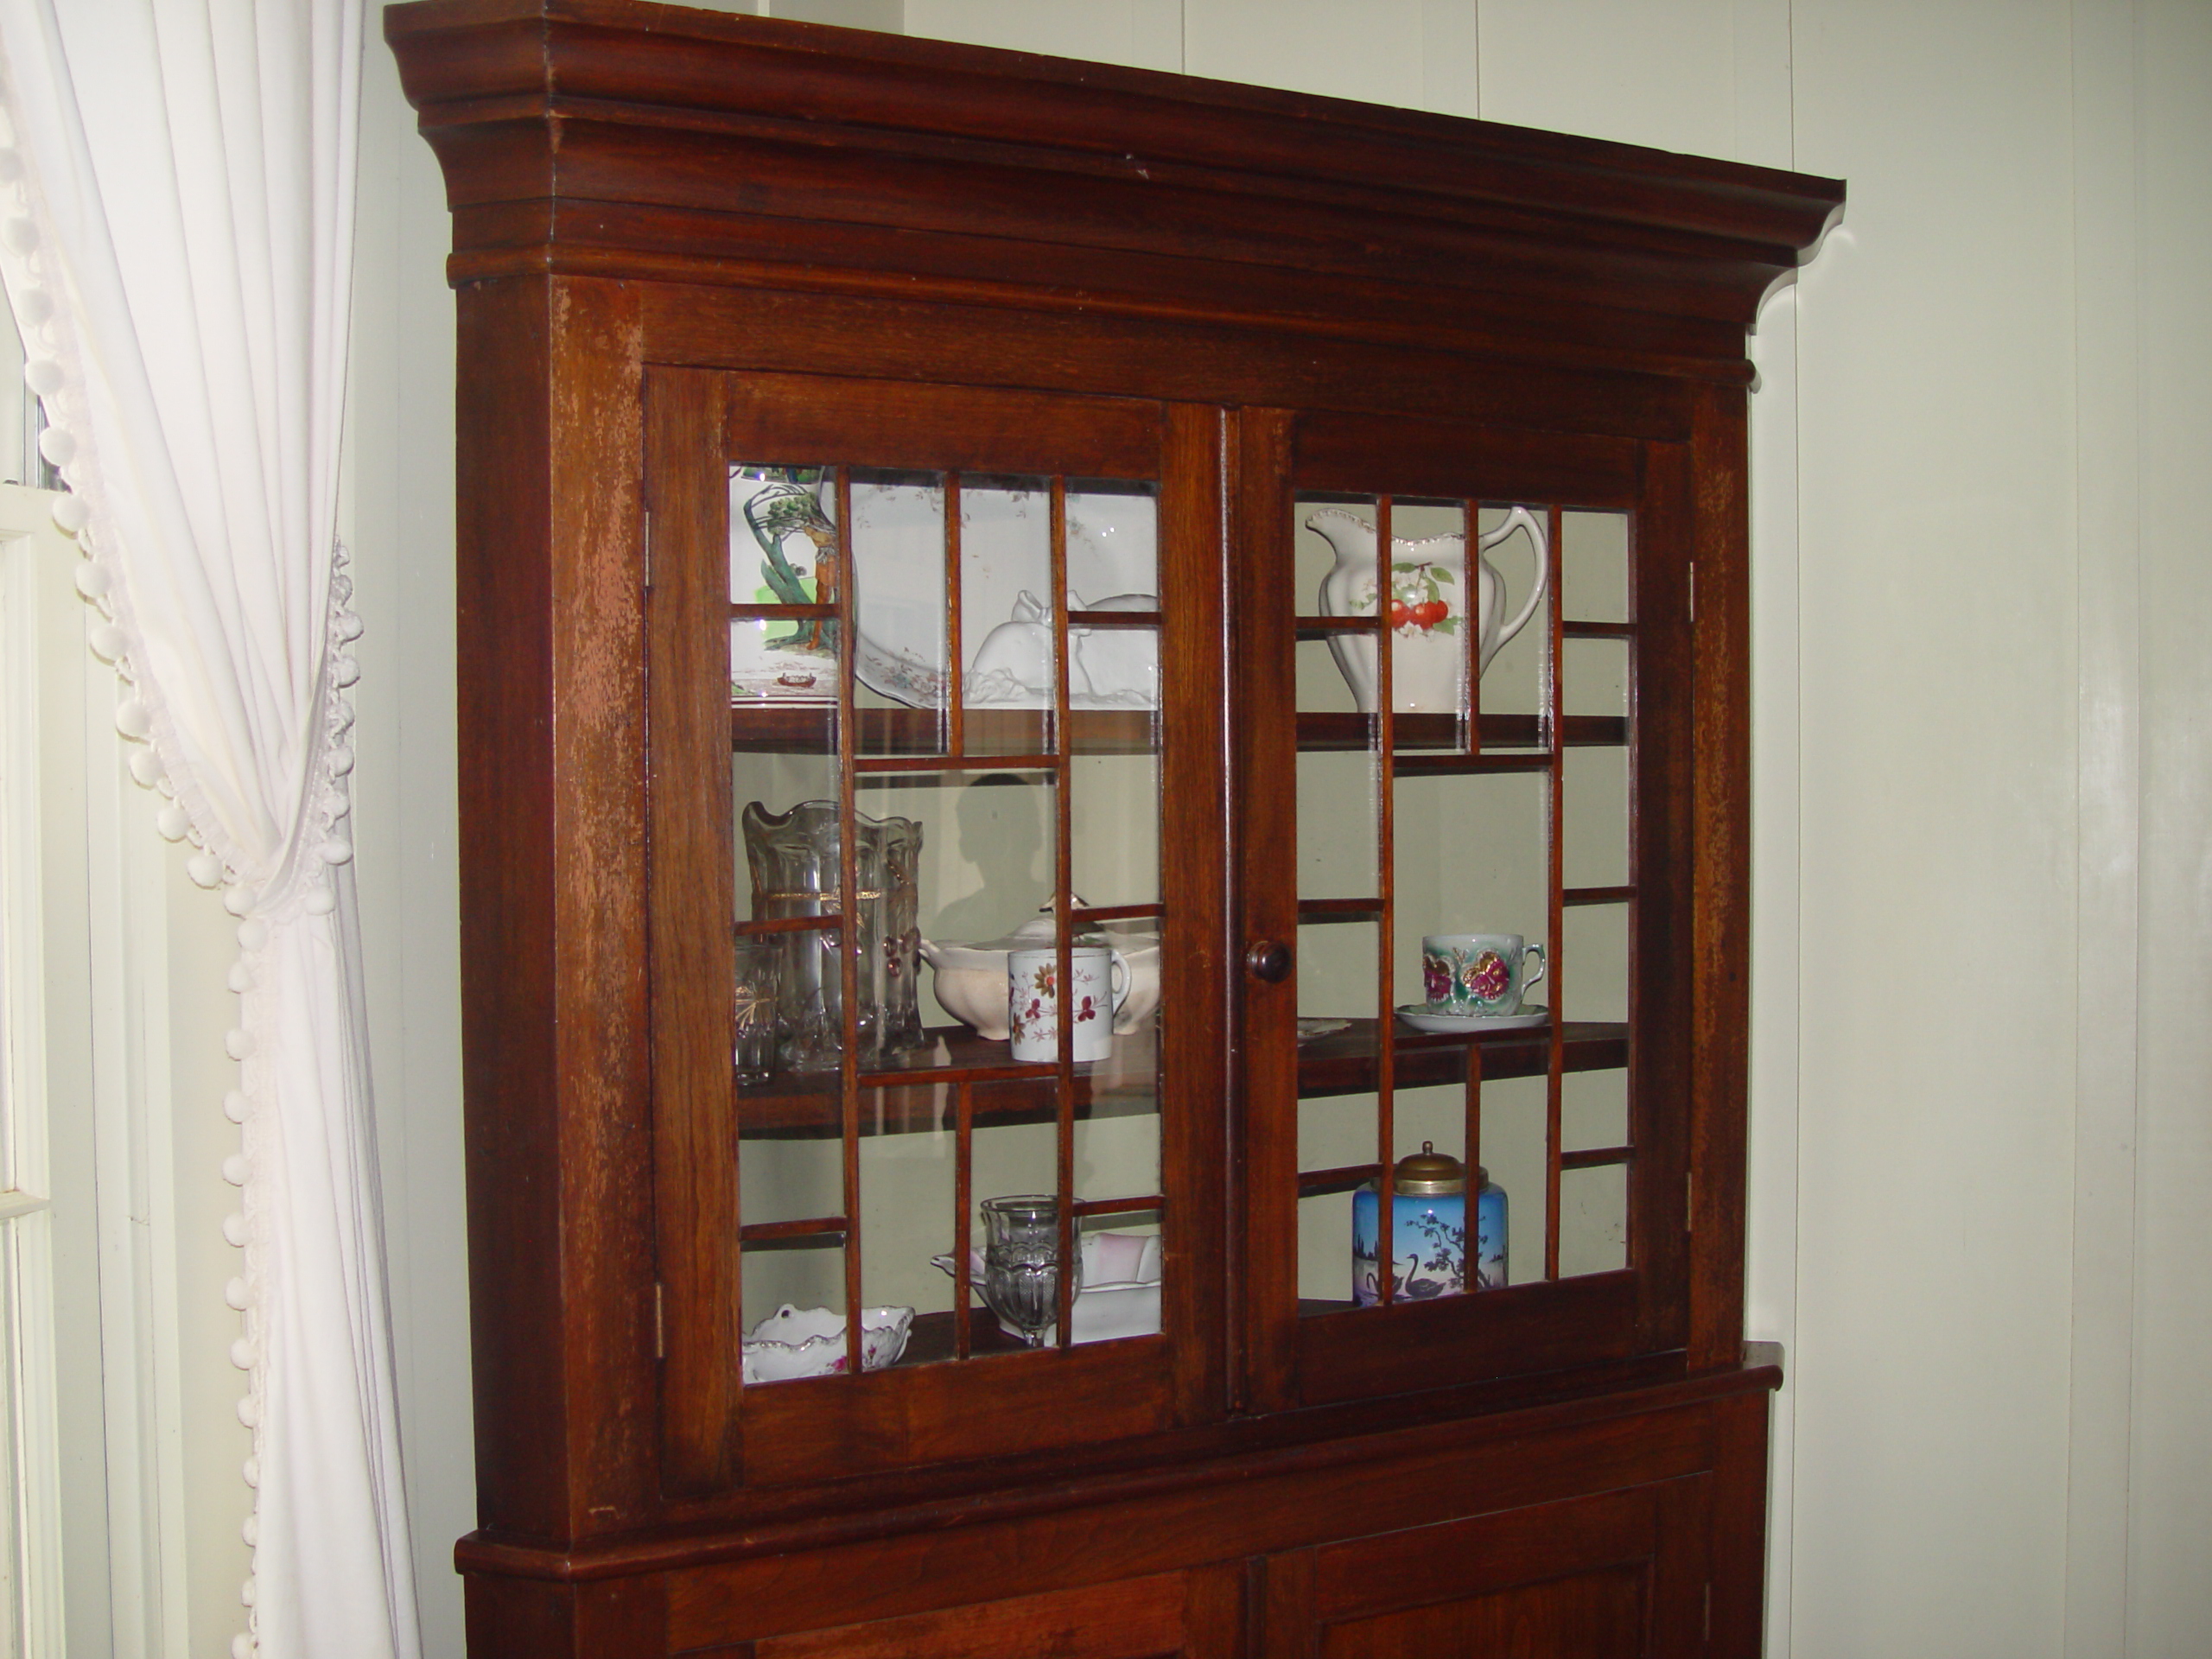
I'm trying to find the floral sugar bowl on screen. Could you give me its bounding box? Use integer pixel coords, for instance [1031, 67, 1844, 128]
[1351, 1143, 1508, 1305]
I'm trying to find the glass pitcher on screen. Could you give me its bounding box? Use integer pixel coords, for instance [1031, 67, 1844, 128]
[742, 799, 925, 1069]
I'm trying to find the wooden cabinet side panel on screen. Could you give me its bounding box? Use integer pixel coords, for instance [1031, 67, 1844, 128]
[645, 368, 742, 1492]
[1686, 381, 1753, 1369]
[456, 274, 658, 1540]
[456, 276, 568, 1539]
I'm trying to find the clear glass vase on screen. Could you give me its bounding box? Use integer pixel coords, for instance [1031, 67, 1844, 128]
[741, 799, 925, 1070]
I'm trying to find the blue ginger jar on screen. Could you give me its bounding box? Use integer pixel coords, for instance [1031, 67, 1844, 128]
[1351, 1141, 1507, 1304]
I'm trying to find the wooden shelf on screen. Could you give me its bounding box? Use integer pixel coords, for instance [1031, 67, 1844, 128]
[731, 703, 1158, 756]
[1295, 712, 1628, 751]
[738, 1022, 1161, 1138]
[1295, 1016, 1627, 1099]
[730, 703, 1624, 756]
[735, 1016, 1626, 1137]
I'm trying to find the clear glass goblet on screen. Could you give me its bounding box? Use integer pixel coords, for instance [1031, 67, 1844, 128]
[980, 1195, 1082, 1348]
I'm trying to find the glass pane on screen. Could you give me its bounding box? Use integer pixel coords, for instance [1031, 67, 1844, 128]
[858, 1088, 953, 1369]
[1066, 478, 1160, 611]
[1298, 915, 1379, 1026]
[741, 1231, 848, 1382]
[1299, 1089, 1376, 1308]
[731, 464, 840, 704]
[1473, 504, 1547, 723]
[1561, 746, 1630, 892]
[1564, 636, 1630, 721]
[1479, 1072, 1549, 1287]
[1393, 770, 1549, 1019]
[1560, 510, 1630, 625]
[1559, 1163, 1629, 1279]
[969, 1087, 1065, 1350]
[1561, 1067, 1629, 1154]
[1069, 747, 1160, 911]
[724, 449, 1169, 1402]
[849, 469, 950, 757]
[1560, 902, 1630, 1026]
[957, 475, 1057, 757]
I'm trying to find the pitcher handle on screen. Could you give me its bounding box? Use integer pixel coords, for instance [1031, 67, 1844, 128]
[1480, 505, 1550, 652]
[1108, 949, 1132, 1014]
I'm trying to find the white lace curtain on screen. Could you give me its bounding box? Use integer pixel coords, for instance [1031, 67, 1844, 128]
[0, 2, 416, 1656]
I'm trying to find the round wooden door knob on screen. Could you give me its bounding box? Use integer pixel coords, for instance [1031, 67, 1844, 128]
[1245, 940, 1294, 983]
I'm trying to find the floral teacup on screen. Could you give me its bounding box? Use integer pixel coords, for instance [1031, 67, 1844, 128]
[1007, 945, 1128, 1063]
[1421, 933, 1546, 1017]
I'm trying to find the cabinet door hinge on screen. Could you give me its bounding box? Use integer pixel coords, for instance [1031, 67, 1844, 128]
[1686, 1168, 1695, 1226]
[642, 509, 654, 589]
[653, 1282, 665, 1360]
[1688, 561, 1696, 622]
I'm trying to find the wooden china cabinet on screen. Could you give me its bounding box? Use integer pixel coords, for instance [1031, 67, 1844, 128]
[387, 5, 1840, 1654]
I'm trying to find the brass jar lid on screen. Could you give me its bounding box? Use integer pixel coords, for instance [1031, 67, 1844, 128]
[1392, 1141, 1468, 1197]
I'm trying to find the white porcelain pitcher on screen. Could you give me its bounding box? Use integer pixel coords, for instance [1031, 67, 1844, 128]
[1307, 505, 1548, 715]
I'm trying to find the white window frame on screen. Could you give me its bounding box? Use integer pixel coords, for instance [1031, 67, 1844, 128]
[0, 482, 189, 1658]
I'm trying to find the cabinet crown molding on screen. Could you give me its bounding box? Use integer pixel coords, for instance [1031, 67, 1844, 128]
[386, 0, 1842, 381]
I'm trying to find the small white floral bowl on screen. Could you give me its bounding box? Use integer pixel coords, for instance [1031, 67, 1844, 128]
[741, 1303, 913, 1383]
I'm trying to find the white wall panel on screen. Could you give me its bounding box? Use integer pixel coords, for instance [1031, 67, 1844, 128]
[1182, 0, 1429, 105]
[346, 23, 471, 1659]
[1789, 3, 2078, 1655]
[2125, 3, 2212, 1654]
[1476, 0, 1740, 156]
[903, 1, 1182, 72]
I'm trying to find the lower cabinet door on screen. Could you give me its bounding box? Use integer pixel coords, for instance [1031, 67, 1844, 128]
[749, 1567, 1241, 1659]
[1263, 1479, 1713, 1658]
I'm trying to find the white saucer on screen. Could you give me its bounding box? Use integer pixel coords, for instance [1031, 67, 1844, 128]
[1395, 1005, 1549, 1034]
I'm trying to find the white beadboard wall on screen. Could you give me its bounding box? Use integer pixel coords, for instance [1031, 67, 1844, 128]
[335, 3, 2212, 1656]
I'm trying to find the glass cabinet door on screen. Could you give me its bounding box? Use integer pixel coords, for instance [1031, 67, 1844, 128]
[647, 372, 1224, 1495]
[1236, 409, 1692, 1411]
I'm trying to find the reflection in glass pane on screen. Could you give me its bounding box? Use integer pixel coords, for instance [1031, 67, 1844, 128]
[1559, 1162, 1629, 1278]
[881, 772, 1057, 1036]
[1065, 478, 1160, 609]
[847, 470, 949, 749]
[1070, 746, 1160, 912]
[1560, 510, 1630, 625]
[1561, 746, 1630, 892]
[954, 476, 1055, 757]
